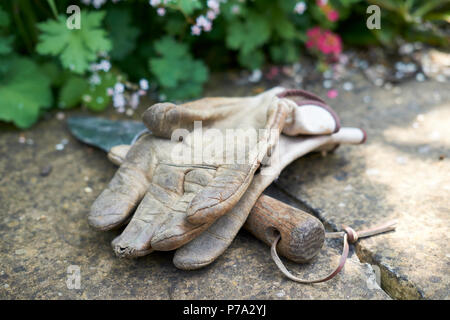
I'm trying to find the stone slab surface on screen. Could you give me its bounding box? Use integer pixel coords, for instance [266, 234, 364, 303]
[0, 82, 390, 299]
[276, 77, 450, 299]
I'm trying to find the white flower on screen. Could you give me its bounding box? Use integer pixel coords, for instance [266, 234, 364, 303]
[231, 5, 240, 14]
[203, 21, 212, 32]
[130, 93, 140, 109]
[248, 69, 262, 83]
[149, 0, 161, 7]
[92, 0, 107, 9]
[206, 10, 217, 20]
[294, 2, 307, 14]
[196, 15, 209, 28]
[157, 7, 166, 16]
[207, 0, 220, 13]
[99, 59, 111, 72]
[139, 79, 149, 90]
[191, 25, 201, 36]
[89, 73, 101, 85]
[113, 93, 126, 108]
[114, 83, 125, 93]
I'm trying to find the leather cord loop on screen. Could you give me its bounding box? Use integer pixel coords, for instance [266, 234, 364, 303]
[271, 220, 397, 284]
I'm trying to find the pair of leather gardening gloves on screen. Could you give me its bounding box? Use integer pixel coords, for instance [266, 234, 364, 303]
[88, 87, 366, 270]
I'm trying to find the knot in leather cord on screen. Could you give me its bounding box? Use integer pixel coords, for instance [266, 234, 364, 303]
[343, 226, 358, 243]
[271, 220, 397, 284]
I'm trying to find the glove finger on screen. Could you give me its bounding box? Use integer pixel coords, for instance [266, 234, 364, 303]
[142, 88, 286, 139]
[313, 127, 366, 152]
[283, 104, 340, 135]
[88, 135, 154, 230]
[107, 144, 131, 165]
[186, 164, 253, 225]
[112, 166, 216, 255]
[173, 199, 250, 270]
[142, 98, 245, 139]
[279, 90, 340, 136]
[149, 167, 218, 251]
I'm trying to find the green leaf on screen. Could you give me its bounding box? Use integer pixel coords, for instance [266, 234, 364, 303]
[0, 35, 13, 55]
[270, 42, 300, 64]
[0, 6, 10, 28]
[153, 36, 189, 60]
[59, 75, 89, 109]
[149, 37, 208, 100]
[226, 12, 271, 55]
[105, 8, 140, 61]
[413, 0, 449, 18]
[36, 11, 111, 74]
[238, 50, 265, 70]
[175, 0, 203, 15]
[338, 0, 364, 7]
[0, 57, 52, 128]
[164, 17, 186, 36]
[39, 61, 65, 87]
[272, 18, 296, 40]
[0, 6, 13, 56]
[0, 55, 11, 75]
[269, 7, 296, 40]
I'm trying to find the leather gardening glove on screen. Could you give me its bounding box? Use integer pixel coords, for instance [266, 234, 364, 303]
[108, 128, 365, 268]
[99, 88, 364, 267]
[90, 87, 339, 257]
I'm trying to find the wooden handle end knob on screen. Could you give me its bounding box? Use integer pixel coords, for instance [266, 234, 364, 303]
[244, 194, 325, 263]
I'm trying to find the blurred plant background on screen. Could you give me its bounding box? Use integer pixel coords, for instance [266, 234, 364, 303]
[0, 0, 449, 129]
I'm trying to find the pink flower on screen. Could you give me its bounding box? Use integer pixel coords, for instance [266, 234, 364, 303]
[306, 27, 322, 49]
[316, 0, 339, 22]
[327, 10, 339, 22]
[306, 27, 342, 59]
[266, 67, 279, 80]
[327, 89, 338, 99]
[307, 27, 322, 38]
[317, 31, 342, 56]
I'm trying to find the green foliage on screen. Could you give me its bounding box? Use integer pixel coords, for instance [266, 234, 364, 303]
[0, 0, 448, 129]
[83, 71, 120, 111]
[366, 0, 450, 47]
[105, 8, 140, 61]
[37, 11, 111, 74]
[224, 2, 303, 70]
[0, 57, 52, 128]
[270, 42, 300, 65]
[0, 6, 13, 72]
[149, 37, 208, 100]
[226, 11, 271, 57]
[174, 0, 203, 15]
[59, 75, 89, 109]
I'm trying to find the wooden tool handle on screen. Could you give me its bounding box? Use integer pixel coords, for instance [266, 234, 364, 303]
[244, 194, 325, 263]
